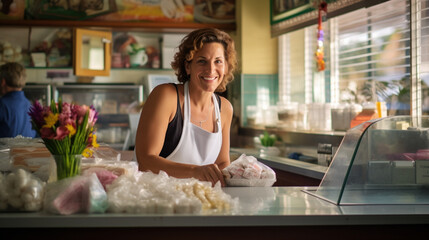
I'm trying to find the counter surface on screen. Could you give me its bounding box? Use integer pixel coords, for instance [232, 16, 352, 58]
[2, 187, 429, 228]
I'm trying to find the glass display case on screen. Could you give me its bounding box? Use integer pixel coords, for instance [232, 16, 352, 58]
[23, 84, 51, 106]
[306, 116, 429, 205]
[53, 84, 143, 149]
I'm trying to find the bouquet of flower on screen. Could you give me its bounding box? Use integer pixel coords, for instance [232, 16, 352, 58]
[29, 99, 99, 180]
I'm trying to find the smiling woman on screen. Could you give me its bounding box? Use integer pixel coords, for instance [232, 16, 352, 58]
[134, 28, 237, 187]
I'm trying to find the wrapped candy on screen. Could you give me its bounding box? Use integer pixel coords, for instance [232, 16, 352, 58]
[222, 154, 276, 187]
[106, 170, 237, 214]
[43, 173, 108, 215]
[1, 168, 45, 211]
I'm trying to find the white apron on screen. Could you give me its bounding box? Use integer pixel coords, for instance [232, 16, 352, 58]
[166, 81, 222, 165]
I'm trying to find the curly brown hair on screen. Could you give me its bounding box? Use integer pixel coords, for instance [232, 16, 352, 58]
[171, 28, 237, 92]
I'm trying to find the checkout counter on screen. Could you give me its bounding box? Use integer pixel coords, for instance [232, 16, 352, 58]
[2, 116, 429, 238]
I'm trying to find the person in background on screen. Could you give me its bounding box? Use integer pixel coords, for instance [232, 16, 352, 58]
[0, 62, 36, 138]
[135, 28, 237, 186]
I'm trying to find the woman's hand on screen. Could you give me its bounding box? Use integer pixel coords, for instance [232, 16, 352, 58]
[193, 164, 226, 187]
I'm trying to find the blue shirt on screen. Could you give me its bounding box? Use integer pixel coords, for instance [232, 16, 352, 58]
[0, 91, 36, 138]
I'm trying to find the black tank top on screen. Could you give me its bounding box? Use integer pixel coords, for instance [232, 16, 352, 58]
[159, 84, 221, 158]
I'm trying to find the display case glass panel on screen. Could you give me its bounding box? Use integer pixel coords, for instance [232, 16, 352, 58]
[23, 84, 51, 106]
[307, 116, 429, 205]
[53, 84, 143, 148]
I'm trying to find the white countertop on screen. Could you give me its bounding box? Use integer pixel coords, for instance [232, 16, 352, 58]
[2, 187, 429, 228]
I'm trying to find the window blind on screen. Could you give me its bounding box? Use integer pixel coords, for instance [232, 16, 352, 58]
[336, 0, 410, 114]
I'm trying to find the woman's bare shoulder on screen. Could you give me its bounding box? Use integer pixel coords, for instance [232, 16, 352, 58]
[142, 83, 180, 122]
[219, 95, 233, 113]
[147, 83, 179, 103]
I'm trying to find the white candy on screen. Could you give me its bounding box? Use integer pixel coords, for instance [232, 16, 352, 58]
[8, 195, 23, 209]
[106, 170, 236, 214]
[156, 199, 174, 214]
[2, 169, 45, 211]
[223, 154, 277, 187]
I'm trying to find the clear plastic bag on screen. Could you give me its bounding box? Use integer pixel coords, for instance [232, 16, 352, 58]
[223, 154, 276, 187]
[0, 168, 45, 211]
[81, 159, 138, 177]
[106, 170, 237, 214]
[43, 173, 108, 215]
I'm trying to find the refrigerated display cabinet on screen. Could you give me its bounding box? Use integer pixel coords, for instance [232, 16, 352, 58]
[22, 84, 51, 106]
[53, 84, 143, 149]
[306, 116, 429, 205]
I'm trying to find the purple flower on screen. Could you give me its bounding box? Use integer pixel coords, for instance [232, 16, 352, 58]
[28, 101, 45, 128]
[88, 105, 98, 126]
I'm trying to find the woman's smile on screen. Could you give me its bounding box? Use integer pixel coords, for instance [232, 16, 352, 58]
[186, 42, 226, 92]
[201, 75, 218, 81]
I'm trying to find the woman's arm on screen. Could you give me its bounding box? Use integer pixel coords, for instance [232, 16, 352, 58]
[215, 96, 233, 170]
[135, 84, 193, 177]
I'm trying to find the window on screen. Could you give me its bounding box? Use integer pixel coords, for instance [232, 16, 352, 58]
[279, 0, 428, 117]
[420, 0, 429, 114]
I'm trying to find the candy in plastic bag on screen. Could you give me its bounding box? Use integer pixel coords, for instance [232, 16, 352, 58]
[43, 173, 108, 215]
[0, 168, 45, 211]
[222, 154, 276, 187]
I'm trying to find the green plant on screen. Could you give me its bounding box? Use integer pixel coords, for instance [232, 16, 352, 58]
[259, 131, 276, 147]
[127, 43, 145, 55]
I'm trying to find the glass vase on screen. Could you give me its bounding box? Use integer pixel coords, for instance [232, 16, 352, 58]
[53, 154, 82, 180]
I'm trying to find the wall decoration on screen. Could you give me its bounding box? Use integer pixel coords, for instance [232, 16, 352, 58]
[21, 0, 235, 24]
[0, 0, 25, 19]
[93, 0, 194, 22]
[194, 0, 235, 24]
[25, 0, 117, 20]
[315, 1, 327, 72]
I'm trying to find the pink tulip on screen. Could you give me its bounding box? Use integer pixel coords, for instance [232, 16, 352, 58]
[54, 126, 69, 140]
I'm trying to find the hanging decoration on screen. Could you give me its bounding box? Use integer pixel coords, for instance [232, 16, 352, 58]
[315, 1, 328, 72]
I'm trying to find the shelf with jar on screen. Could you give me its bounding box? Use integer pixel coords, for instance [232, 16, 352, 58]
[111, 32, 161, 70]
[111, 31, 185, 70]
[0, 27, 73, 68]
[0, 26, 186, 72]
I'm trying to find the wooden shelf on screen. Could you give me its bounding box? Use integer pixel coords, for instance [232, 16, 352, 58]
[0, 20, 236, 33]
